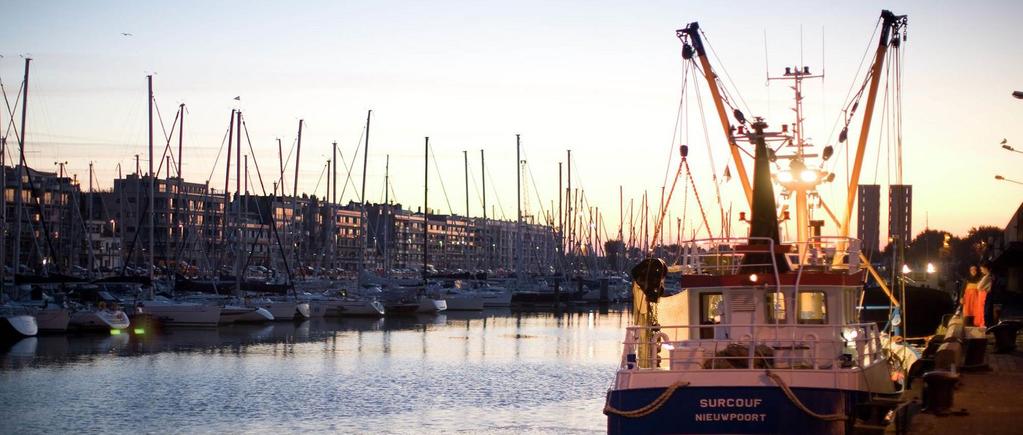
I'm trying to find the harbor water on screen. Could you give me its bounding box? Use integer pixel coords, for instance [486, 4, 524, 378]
[1, 307, 629, 434]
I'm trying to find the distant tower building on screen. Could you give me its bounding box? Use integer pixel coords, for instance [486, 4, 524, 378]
[889, 185, 913, 244]
[857, 185, 881, 253]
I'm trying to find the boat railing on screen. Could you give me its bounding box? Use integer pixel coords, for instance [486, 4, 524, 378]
[674, 236, 862, 277]
[783, 236, 862, 273]
[619, 322, 883, 373]
[675, 237, 781, 277]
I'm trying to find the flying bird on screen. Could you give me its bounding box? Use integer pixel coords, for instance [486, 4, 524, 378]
[1002, 138, 1008, 145]
[234, 96, 241, 101]
[121, 32, 133, 37]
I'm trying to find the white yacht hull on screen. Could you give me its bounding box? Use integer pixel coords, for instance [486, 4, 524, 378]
[220, 306, 274, 324]
[1, 315, 38, 338]
[34, 308, 71, 332]
[479, 292, 513, 307]
[69, 309, 131, 331]
[138, 302, 221, 326]
[444, 294, 485, 311]
[417, 298, 447, 313]
[306, 302, 329, 318]
[340, 300, 385, 316]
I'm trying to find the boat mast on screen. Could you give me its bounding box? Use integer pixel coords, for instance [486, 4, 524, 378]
[383, 154, 390, 277]
[293, 119, 303, 274]
[331, 141, 337, 270]
[839, 10, 905, 239]
[480, 149, 488, 270]
[677, 22, 754, 207]
[358, 110, 370, 280]
[12, 58, 29, 275]
[515, 134, 522, 280]
[223, 111, 235, 248]
[147, 74, 155, 285]
[423, 137, 429, 280]
[566, 149, 572, 264]
[463, 150, 469, 270]
[234, 111, 243, 296]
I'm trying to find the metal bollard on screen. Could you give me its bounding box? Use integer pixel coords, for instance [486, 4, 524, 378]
[988, 320, 1023, 353]
[922, 370, 959, 415]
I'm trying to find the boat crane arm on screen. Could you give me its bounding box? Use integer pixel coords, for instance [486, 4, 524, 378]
[677, 22, 753, 208]
[839, 10, 907, 238]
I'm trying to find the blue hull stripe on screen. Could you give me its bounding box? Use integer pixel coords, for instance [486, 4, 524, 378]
[606, 386, 862, 434]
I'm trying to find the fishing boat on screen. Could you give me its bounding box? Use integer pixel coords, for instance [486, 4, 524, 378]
[606, 11, 914, 433]
[606, 120, 907, 433]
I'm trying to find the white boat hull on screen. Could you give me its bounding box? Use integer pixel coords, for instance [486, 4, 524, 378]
[444, 294, 485, 311]
[34, 308, 71, 332]
[139, 302, 221, 326]
[417, 298, 447, 313]
[340, 300, 385, 316]
[306, 302, 329, 318]
[480, 292, 513, 307]
[220, 306, 274, 324]
[1, 315, 38, 338]
[69, 310, 131, 330]
[261, 302, 298, 321]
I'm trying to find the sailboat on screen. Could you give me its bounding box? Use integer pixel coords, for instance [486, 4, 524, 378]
[605, 11, 910, 434]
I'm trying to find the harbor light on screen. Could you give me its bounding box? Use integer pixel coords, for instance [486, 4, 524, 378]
[901, 264, 911, 274]
[799, 169, 818, 183]
[926, 263, 936, 274]
[748, 273, 759, 283]
[777, 171, 794, 183]
[134, 328, 146, 335]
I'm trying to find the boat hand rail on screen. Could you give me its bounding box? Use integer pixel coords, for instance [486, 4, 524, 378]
[619, 322, 882, 373]
[674, 236, 861, 275]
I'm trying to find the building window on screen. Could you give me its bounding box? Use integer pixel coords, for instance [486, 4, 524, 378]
[797, 291, 828, 324]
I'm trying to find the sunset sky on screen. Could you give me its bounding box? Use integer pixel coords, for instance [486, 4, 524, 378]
[2, 0, 1021, 245]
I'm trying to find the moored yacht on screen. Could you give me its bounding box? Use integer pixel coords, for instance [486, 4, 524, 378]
[134, 296, 221, 327]
[0, 305, 38, 340]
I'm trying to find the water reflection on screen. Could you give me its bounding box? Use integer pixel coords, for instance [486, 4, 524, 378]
[2, 306, 630, 434]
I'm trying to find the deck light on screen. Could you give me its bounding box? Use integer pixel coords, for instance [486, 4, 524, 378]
[901, 264, 911, 274]
[799, 169, 818, 183]
[748, 273, 759, 283]
[926, 263, 936, 274]
[777, 171, 794, 183]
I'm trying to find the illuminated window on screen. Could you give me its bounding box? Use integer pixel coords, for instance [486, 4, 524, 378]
[766, 291, 786, 323]
[797, 291, 828, 324]
[700, 292, 724, 324]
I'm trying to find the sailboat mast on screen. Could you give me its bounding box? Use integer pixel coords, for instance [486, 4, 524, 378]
[235, 112, 243, 296]
[147, 74, 155, 283]
[515, 134, 522, 278]
[293, 119, 303, 271]
[566, 149, 572, 260]
[383, 154, 390, 276]
[332, 141, 337, 268]
[423, 137, 429, 279]
[12, 58, 28, 274]
[223, 110, 235, 245]
[463, 150, 470, 271]
[358, 110, 370, 277]
[480, 149, 488, 269]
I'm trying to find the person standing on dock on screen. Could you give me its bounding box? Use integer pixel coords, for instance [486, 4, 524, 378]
[962, 265, 983, 326]
[979, 263, 995, 327]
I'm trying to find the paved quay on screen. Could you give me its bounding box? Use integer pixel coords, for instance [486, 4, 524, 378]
[898, 321, 1023, 435]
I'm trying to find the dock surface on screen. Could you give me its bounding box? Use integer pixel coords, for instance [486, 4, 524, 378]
[901, 320, 1023, 434]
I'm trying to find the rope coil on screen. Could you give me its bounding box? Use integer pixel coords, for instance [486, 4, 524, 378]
[603, 380, 690, 418]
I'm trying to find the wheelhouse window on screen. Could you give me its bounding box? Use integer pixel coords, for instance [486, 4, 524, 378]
[766, 291, 786, 323]
[797, 291, 828, 324]
[700, 292, 724, 324]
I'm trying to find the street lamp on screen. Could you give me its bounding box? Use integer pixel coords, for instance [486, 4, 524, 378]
[995, 175, 1023, 185]
[1001, 139, 1023, 154]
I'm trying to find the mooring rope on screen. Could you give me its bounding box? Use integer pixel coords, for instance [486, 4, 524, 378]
[603, 380, 690, 418]
[764, 370, 848, 421]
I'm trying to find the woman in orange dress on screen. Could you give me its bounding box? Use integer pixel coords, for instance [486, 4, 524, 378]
[977, 264, 993, 328]
[961, 265, 982, 326]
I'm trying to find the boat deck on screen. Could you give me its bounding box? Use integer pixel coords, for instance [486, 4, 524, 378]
[899, 319, 1023, 434]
